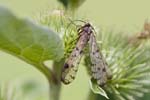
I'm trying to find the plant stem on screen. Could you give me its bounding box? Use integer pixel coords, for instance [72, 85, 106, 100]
[40, 59, 64, 100]
[49, 80, 61, 100]
[48, 60, 64, 100]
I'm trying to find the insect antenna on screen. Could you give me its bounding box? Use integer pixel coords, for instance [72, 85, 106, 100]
[66, 18, 88, 29]
[64, 19, 88, 46]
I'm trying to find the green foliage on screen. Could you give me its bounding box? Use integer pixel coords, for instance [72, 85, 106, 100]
[0, 7, 64, 79]
[37, 10, 78, 59]
[38, 9, 150, 100]
[63, 26, 79, 58]
[0, 4, 150, 100]
[58, 0, 86, 10]
[85, 29, 150, 100]
[0, 81, 48, 100]
[90, 79, 109, 99]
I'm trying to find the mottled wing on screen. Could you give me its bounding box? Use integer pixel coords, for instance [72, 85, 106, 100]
[89, 33, 112, 86]
[61, 46, 83, 84]
[61, 26, 91, 84]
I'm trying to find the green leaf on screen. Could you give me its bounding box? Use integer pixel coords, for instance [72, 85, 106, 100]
[0, 7, 64, 77]
[89, 79, 109, 99]
[58, 0, 86, 10]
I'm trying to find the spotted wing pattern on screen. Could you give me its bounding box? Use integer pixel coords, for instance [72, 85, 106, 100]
[89, 33, 112, 86]
[61, 23, 92, 84]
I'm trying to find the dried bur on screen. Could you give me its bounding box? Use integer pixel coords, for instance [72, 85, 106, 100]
[129, 20, 150, 45]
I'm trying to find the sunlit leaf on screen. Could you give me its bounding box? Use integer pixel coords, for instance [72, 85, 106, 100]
[0, 6, 64, 77]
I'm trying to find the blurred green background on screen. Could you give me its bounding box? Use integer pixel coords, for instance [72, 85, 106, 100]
[0, 0, 150, 100]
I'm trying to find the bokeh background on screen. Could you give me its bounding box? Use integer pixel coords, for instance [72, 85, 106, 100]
[0, 0, 150, 100]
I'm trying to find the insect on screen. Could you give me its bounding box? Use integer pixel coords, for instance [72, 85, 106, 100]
[61, 22, 112, 86]
[61, 23, 93, 84]
[89, 33, 112, 86]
